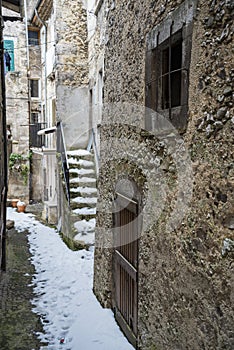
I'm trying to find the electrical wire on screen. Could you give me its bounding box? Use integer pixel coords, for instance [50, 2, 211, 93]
[0, 39, 57, 52]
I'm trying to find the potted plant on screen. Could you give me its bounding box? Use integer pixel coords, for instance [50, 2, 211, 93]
[17, 201, 27, 213]
[11, 198, 19, 208]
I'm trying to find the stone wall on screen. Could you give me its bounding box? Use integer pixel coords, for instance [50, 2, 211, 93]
[30, 152, 43, 202]
[55, 0, 90, 149]
[4, 12, 30, 201]
[87, 0, 107, 169]
[94, 0, 234, 349]
[0, 3, 6, 270]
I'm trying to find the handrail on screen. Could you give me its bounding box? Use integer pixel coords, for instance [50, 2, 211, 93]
[60, 122, 69, 171]
[57, 121, 70, 204]
[87, 128, 100, 173]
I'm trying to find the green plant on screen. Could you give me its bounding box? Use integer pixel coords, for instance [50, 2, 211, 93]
[9, 153, 30, 185]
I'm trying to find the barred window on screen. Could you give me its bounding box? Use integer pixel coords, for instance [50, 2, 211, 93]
[145, 0, 197, 133]
[28, 29, 39, 46]
[30, 79, 40, 98]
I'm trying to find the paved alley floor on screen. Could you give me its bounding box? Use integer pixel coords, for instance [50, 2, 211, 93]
[6, 208, 134, 350]
[0, 226, 46, 350]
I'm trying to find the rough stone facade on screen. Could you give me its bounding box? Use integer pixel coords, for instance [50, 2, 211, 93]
[87, 0, 107, 170]
[93, 0, 234, 349]
[55, 0, 90, 150]
[4, 9, 30, 201]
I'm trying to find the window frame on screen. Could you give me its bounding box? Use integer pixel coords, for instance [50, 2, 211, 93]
[28, 28, 40, 46]
[145, 0, 198, 133]
[3, 39, 15, 72]
[30, 79, 40, 99]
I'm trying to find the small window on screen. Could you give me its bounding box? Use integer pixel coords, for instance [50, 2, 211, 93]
[30, 79, 39, 98]
[145, 0, 198, 133]
[159, 30, 182, 110]
[4, 40, 15, 72]
[28, 29, 39, 46]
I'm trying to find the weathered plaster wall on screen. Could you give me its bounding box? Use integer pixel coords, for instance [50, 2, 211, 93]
[4, 13, 30, 200]
[26, 0, 38, 19]
[31, 152, 43, 202]
[94, 0, 234, 349]
[55, 0, 89, 149]
[87, 0, 107, 168]
[29, 43, 42, 117]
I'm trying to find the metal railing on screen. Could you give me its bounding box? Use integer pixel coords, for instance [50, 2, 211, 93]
[57, 121, 70, 204]
[87, 127, 100, 173]
[29, 122, 47, 148]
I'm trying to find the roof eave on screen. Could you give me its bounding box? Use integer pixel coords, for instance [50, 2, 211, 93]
[2, 1, 21, 13]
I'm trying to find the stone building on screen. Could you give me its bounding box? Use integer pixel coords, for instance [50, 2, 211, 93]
[3, 5, 30, 201]
[87, 0, 107, 171]
[0, 0, 21, 271]
[3, 0, 92, 230]
[3, 0, 43, 203]
[27, 0, 90, 226]
[93, 0, 234, 349]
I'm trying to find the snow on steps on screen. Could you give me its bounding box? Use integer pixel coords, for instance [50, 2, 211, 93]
[67, 149, 97, 249]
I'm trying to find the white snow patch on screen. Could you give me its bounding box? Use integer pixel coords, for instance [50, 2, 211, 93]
[74, 218, 96, 233]
[7, 208, 134, 350]
[70, 187, 97, 194]
[70, 177, 96, 184]
[74, 231, 95, 245]
[67, 150, 91, 156]
[73, 207, 96, 215]
[71, 197, 97, 204]
[78, 177, 96, 183]
[68, 157, 79, 165]
[77, 159, 94, 167]
[69, 168, 95, 175]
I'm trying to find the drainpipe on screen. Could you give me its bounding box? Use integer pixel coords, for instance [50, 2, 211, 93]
[0, 0, 7, 271]
[34, 9, 47, 131]
[24, 0, 29, 70]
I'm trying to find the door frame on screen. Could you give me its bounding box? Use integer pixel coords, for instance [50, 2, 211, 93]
[112, 191, 141, 348]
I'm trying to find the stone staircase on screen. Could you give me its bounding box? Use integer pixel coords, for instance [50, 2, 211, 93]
[67, 150, 97, 248]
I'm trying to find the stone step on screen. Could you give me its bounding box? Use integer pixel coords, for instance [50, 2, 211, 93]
[69, 168, 96, 179]
[68, 158, 95, 170]
[73, 207, 96, 215]
[74, 218, 96, 234]
[70, 197, 97, 210]
[72, 207, 96, 220]
[67, 150, 93, 161]
[70, 187, 97, 199]
[67, 149, 97, 243]
[70, 177, 96, 188]
[73, 217, 95, 247]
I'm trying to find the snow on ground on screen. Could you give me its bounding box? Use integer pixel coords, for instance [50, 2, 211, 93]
[71, 197, 97, 204]
[7, 208, 134, 350]
[70, 177, 96, 184]
[73, 207, 96, 215]
[67, 150, 91, 156]
[74, 219, 96, 245]
[70, 187, 97, 195]
[69, 168, 95, 175]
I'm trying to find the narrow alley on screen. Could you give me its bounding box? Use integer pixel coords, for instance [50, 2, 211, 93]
[0, 218, 45, 350]
[0, 1, 233, 349]
[2, 207, 134, 350]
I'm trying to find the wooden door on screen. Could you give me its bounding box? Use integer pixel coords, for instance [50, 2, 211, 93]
[113, 192, 139, 348]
